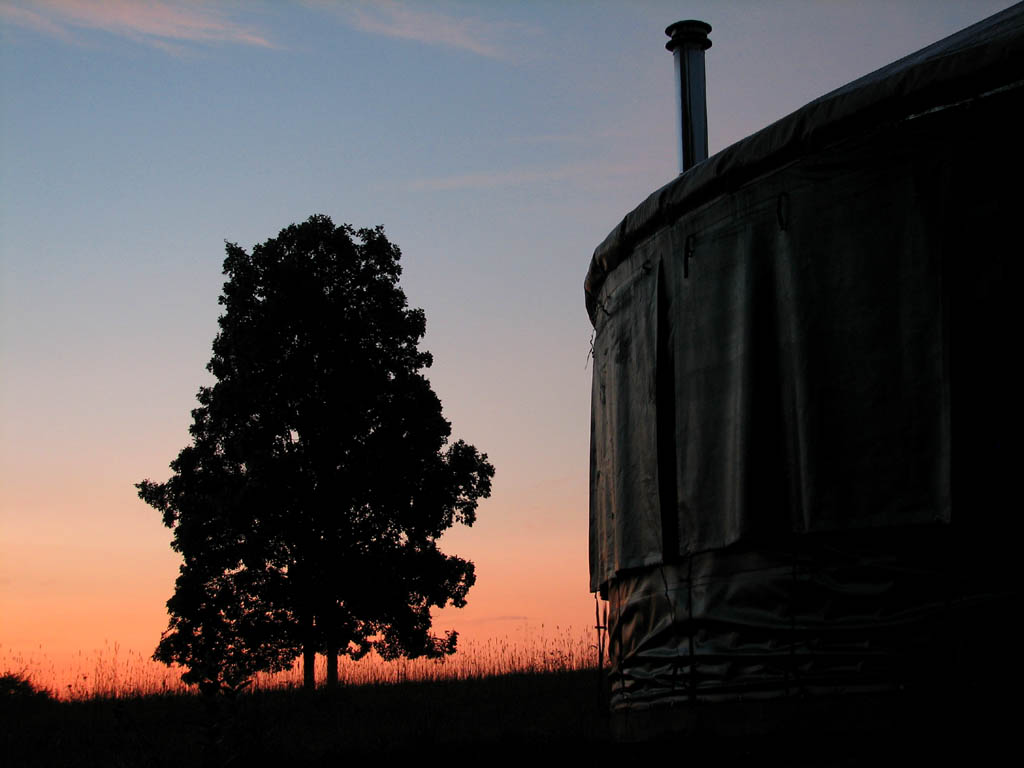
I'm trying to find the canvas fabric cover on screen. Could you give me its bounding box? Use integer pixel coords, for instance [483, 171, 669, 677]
[589, 3, 1024, 593]
[603, 525, 1019, 713]
[604, 530, 968, 709]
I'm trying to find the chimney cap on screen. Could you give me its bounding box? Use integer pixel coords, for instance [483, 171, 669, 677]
[665, 20, 712, 52]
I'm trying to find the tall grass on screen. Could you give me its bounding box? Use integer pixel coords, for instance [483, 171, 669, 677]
[1, 643, 189, 701]
[2, 623, 600, 701]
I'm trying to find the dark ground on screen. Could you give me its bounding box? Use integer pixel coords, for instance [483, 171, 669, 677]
[2, 669, 1013, 766]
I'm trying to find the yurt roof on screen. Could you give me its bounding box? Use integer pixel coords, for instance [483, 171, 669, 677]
[584, 2, 1024, 324]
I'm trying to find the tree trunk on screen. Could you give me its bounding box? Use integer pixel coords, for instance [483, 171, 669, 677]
[303, 605, 316, 692]
[303, 643, 316, 692]
[299, 569, 315, 696]
[324, 598, 338, 691]
[326, 644, 338, 692]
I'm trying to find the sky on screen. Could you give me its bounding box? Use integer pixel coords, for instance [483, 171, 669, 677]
[1, 0, 1017, 682]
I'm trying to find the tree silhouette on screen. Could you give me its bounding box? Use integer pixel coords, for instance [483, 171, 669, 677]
[138, 215, 494, 693]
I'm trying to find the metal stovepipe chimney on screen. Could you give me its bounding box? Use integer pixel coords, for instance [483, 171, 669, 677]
[666, 20, 712, 174]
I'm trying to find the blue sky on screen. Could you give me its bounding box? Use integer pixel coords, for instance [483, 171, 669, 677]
[1, 0, 1017, 668]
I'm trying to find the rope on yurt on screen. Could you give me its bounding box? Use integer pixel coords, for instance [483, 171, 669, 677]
[787, 541, 797, 699]
[612, 577, 627, 712]
[594, 591, 604, 713]
[657, 563, 683, 699]
[687, 554, 696, 703]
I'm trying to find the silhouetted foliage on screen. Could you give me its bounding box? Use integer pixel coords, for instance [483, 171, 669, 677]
[1, 671, 52, 701]
[137, 215, 493, 693]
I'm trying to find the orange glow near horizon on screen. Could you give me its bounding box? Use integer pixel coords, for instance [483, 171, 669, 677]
[3, 617, 601, 700]
[1, 476, 596, 696]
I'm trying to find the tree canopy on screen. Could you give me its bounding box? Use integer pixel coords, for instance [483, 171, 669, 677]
[137, 215, 494, 693]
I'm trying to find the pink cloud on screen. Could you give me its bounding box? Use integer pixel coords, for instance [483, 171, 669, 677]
[333, 0, 524, 61]
[2, 0, 273, 49]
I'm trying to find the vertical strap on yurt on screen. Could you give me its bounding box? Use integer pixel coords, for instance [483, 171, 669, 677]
[656, 260, 680, 564]
[687, 555, 696, 702]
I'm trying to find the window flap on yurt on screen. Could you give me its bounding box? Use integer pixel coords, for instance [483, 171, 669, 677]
[589, 242, 664, 592]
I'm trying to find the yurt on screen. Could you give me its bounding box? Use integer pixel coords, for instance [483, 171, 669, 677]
[587, 5, 1022, 741]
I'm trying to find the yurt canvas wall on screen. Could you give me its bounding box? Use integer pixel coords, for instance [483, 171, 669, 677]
[587, 3, 1022, 729]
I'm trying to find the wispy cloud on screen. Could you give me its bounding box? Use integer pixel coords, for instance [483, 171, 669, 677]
[406, 162, 641, 192]
[0, 3, 73, 40]
[505, 125, 650, 145]
[407, 166, 579, 192]
[506, 133, 590, 146]
[0, 0, 274, 50]
[327, 0, 527, 61]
